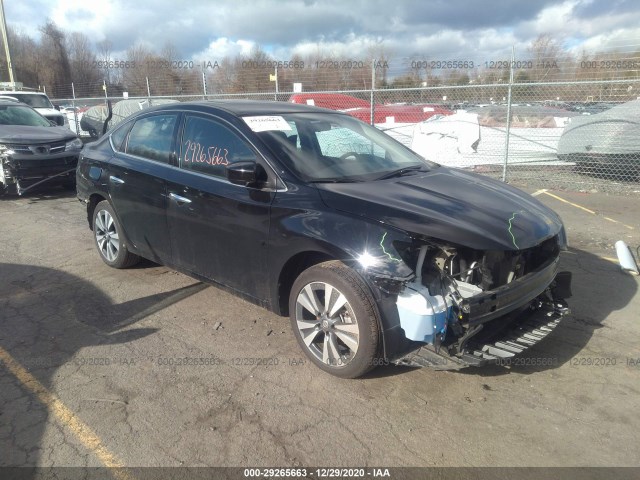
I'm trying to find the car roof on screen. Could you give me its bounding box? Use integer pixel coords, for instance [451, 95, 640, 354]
[145, 99, 343, 117]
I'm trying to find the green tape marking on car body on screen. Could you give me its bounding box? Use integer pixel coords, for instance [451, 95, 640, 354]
[380, 232, 401, 262]
[508, 212, 519, 250]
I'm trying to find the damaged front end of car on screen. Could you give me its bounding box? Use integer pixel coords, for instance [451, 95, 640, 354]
[360, 230, 571, 370]
[0, 140, 80, 195]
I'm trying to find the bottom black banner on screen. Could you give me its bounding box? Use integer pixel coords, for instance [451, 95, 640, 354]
[1, 467, 639, 480]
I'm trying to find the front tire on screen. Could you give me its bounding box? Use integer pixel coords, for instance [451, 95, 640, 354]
[289, 261, 380, 378]
[92, 200, 140, 269]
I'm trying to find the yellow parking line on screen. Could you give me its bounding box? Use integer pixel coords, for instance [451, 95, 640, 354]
[0, 346, 134, 480]
[542, 191, 596, 214]
[603, 216, 635, 230]
[542, 191, 634, 230]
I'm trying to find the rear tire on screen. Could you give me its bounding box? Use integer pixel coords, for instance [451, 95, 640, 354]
[289, 261, 380, 378]
[92, 200, 140, 269]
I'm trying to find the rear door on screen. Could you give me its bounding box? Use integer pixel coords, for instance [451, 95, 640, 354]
[166, 113, 274, 300]
[107, 112, 180, 263]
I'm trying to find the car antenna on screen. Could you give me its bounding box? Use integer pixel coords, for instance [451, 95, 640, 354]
[102, 99, 112, 135]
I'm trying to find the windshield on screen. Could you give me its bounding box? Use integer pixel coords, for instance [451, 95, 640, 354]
[248, 112, 438, 182]
[0, 105, 53, 127]
[3, 93, 54, 109]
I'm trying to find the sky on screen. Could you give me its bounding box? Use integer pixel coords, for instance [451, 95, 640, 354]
[5, 0, 640, 64]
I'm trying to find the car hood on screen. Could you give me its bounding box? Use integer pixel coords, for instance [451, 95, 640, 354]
[316, 167, 564, 251]
[0, 125, 77, 143]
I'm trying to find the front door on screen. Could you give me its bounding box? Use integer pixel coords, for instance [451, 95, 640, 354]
[166, 114, 274, 300]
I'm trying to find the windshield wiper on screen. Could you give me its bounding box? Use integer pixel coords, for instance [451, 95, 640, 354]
[374, 165, 428, 181]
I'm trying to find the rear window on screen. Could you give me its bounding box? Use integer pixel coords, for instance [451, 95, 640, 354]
[125, 114, 178, 163]
[110, 121, 132, 152]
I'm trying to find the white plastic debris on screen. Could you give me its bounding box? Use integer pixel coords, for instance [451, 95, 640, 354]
[615, 240, 639, 275]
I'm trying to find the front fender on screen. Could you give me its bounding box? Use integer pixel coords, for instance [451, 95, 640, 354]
[270, 207, 415, 282]
[268, 202, 417, 359]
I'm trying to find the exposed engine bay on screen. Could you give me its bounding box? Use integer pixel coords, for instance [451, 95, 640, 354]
[392, 236, 571, 368]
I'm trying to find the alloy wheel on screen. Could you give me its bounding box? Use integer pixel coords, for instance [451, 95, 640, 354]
[94, 209, 120, 262]
[294, 281, 360, 368]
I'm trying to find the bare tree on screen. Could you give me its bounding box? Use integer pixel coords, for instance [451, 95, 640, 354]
[208, 56, 243, 94]
[238, 45, 274, 93]
[528, 34, 572, 82]
[66, 32, 101, 96]
[122, 43, 190, 96]
[96, 39, 114, 83]
[39, 21, 72, 97]
[3, 26, 39, 87]
[122, 44, 153, 95]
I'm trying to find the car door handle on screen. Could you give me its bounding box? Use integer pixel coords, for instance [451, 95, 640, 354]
[109, 175, 125, 185]
[169, 192, 192, 205]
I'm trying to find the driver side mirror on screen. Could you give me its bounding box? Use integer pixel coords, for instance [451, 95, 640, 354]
[226, 161, 265, 187]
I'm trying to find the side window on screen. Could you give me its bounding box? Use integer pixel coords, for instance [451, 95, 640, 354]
[125, 114, 177, 163]
[110, 121, 131, 152]
[180, 115, 255, 178]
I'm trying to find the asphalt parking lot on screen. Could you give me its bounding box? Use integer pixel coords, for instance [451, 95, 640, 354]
[1, 185, 639, 469]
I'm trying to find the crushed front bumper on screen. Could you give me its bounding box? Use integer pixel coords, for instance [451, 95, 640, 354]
[1, 154, 78, 194]
[395, 294, 571, 371]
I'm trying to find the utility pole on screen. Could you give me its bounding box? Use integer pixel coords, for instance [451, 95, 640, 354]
[0, 0, 15, 85]
[274, 65, 278, 101]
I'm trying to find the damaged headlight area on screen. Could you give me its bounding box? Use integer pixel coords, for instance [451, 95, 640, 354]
[388, 236, 572, 369]
[0, 144, 16, 156]
[65, 138, 83, 151]
[0, 145, 16, 191]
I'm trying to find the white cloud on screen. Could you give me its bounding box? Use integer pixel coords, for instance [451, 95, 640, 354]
[192, 38, 256, 62]
[518, 0, 579, 38]
[569, 27, 640, 53]
[290, 35, 387, 60]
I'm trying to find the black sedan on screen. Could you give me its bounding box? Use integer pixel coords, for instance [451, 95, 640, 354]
[0, 99, 82, 195]
[76, 100, 571, 378]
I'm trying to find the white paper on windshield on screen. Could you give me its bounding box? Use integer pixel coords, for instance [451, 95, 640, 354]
[243, 116, 292, 132]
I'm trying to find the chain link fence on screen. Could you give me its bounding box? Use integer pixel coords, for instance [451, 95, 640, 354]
[48, 47, 640, 194]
